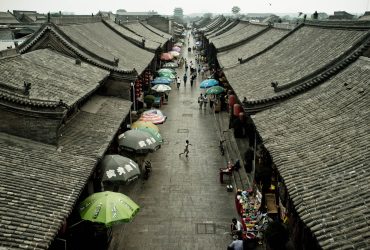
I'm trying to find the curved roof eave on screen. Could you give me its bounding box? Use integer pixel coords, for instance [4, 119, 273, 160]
[18, 22, 139, 76]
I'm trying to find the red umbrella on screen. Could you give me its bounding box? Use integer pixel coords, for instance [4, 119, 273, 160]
[160, 53, 174, 61]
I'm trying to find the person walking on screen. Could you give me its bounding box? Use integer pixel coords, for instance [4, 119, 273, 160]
[209, 94, 215, 110]
[198, 93, 204, 108]
[203, 94, 208, 109]
[190, 74, 196, 87]
[179, 140, 192, 157]
[183, 73, 187, 87]
[176, 76, 181, 89]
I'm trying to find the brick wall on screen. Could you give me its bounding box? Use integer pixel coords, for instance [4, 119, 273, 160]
[0, 108, 61, 144]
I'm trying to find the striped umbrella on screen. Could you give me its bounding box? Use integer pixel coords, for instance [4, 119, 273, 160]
[139, 112, 166, 124]
[131, 121, 159, 132]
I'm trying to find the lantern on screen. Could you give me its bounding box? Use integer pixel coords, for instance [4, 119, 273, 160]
[233, 104, 241, 117]
[229, 95, 236, 107]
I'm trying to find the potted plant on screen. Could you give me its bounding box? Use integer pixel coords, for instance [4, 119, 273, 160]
[144, 95, 155, 108]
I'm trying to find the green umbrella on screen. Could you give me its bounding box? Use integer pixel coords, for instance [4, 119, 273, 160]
[157, 68, 176, 75]
[79, 191, 140, 226]
[205, 86, 225, 95]
[135, 127, 163, 143]
[158, 72, 176, 79]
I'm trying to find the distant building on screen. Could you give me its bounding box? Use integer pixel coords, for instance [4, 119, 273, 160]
[173, 7, 184, 23]
[97, 11, 115, 21]
[13, 10, 46, 24]
[262, 14, 281, 24]
[315, 12, 329, 20]
[0, 11, 20, 25]
[359, 11, 370, 20]
[328, 11, 354, 20]
[244, 13, 274, 22]
[115, 10, 158, 22]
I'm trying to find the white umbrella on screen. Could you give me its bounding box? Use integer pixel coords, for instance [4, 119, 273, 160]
[169, 51, 180, 57]
[151, 84, 172, 92]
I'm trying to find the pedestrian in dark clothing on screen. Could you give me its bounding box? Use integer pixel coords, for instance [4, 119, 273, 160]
[209, 94, 215, 109]
[183, 74, 187, 85]
[191, 74, 196, 87]
[244, 147, 254, 173]
[185, 63, 188, 72]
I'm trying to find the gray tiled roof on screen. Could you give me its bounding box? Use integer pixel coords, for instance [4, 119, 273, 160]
[59, 95, 132, 158]
[104, 20, 161, 51]
[194, 17, 211, 28]
[0, 12, 20, 24]
[0, 132, 96, 249]
[205, 19, 232, 36]
[58, 22, 155, 74]
[224, 25, 368, 102]
[218, 28, 289, 68]
[252, 57, 370, 250]
[123, 22, 168, 45]
[207, 19, 240, 38]
[210, 23, 267, 49]
[199, 16, 225, 32]
[208, 22, 248, 45]
[0, 49, 109, 106]
[141, 22, 172, 39]
[0, 95, 131, 249]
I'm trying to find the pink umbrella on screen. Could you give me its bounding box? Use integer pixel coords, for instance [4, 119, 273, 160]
[172, 46, 181, 52]
[139, 113, 166, 124]
[160, 53, 173, 61]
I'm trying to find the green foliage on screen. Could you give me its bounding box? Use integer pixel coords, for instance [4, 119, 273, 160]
[144, 95, 155, 104]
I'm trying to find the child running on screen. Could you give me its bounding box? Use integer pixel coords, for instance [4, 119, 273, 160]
[179, 140, 192, 157]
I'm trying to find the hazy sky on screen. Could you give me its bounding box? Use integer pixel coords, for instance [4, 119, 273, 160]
[1, 0, 369, 15]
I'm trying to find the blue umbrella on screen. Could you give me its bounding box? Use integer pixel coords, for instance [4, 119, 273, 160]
[151, 77, 172, 85]
[200, 79, 219, 88]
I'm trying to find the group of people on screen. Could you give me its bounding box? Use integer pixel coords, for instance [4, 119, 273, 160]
[197, 93, 219, 110]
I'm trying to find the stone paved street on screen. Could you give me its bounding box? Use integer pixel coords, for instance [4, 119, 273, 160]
[108, 33, 242, 250]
